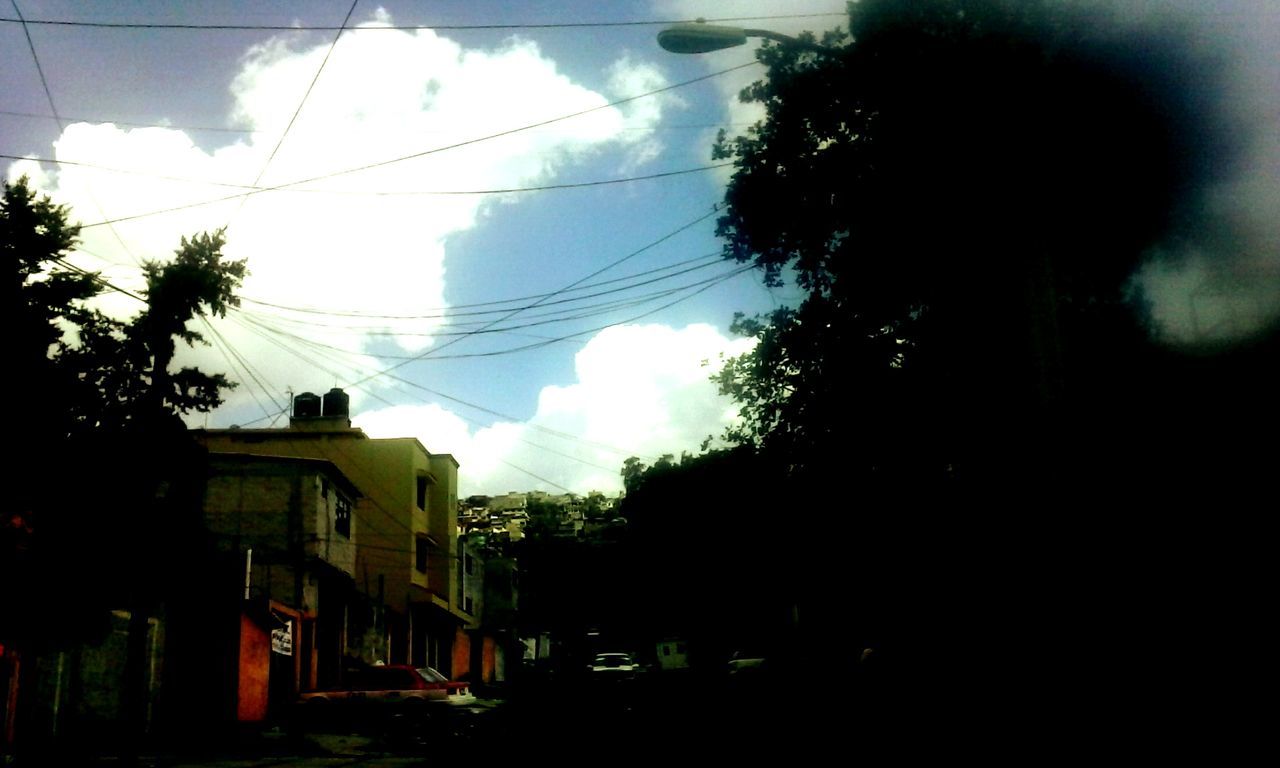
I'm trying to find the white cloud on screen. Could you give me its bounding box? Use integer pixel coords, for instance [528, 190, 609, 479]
[354, 323, 756, 496]
[606, 54, 685, 170]
[12, 10, 678, 422]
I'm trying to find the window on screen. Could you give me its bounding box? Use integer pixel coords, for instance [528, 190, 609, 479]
[416, 538, 428, 573]
[416, 476, 428, 510]
[335, 496, 351, 538]
[465, 554, 474, 576]
[464, 596, 473, 614]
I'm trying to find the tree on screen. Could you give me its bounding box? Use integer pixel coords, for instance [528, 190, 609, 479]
[707, 1, 1275, 740]
[712, 0, 1232, 493]
[57, 230, 245, 435]
[2, 177, 246, 747]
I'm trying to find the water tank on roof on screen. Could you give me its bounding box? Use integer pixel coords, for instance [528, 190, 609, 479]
[322, 387, 350, 418]
[293, 392, 321, 418]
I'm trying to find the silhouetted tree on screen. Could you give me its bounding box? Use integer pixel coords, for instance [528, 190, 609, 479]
[707, 1, 1272, 744]
[713, 0, 1232, 494]
[2, 177, 245, 748]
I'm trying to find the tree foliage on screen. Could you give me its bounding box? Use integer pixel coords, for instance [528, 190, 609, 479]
[712, 0, 1234, 490]
[61, 229, 246, 433]
[707, 1, 1280, 726]
[2, 176, 245, 650]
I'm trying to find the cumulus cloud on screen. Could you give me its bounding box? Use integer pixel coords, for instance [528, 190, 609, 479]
[12, 10, 678, 421]
[355, 323, 756, 495]
[606, 54, 687, 170]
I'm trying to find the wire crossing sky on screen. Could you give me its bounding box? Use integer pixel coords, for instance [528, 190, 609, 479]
[7, 0, 1274, 494]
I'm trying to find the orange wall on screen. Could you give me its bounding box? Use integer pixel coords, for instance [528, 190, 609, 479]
[237, 615, 270, 722]
[452, 629, 471, 680]
[481, 637, 496, 683]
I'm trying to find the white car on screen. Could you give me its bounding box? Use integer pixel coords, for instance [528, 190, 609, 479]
[588, 652, 639, 680]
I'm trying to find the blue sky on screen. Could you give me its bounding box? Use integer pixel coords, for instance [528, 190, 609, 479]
[6, 1, 1277, 495]
[2, 0, 844, 495]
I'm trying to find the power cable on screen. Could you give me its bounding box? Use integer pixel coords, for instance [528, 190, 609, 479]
[235, 264, 752, 343]
[199, 315, 278, 423]
[48, 256, 146, 303]
[7, 0, 146, 268]
[237, 254, 727, 328]
[0, 12, 846, 32]
[227, 0, 359, 227]
[75, 61, 760, 229]
[238, 251, 723, 316]
[345, 207, 722, 387]
[1, 107, 754, 138]
[1, 152, 729, 197]
[226, 311, 661, 464]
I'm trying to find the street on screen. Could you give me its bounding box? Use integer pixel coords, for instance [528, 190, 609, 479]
[62, 671, 856, 767]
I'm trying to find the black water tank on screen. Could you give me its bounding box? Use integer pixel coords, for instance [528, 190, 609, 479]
[293, 392, 321, 418]
[322, 387, 350, 418]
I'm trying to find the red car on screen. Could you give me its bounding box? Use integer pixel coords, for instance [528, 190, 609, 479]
[300, 664, 477, 709]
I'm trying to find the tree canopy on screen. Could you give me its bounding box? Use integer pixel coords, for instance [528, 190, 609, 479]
[712, 0, 1242, 494]
[2, 176, 245, 651]
[707, 0, 1279, 730]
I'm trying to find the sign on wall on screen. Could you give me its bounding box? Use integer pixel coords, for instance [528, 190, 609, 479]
[271, 621, 293, 656]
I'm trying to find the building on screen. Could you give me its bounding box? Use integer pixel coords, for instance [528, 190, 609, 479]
[193, 388, 468, 676]
[200, 453, 361, 720]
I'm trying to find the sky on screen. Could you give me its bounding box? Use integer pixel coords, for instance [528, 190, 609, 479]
[4, 0, 1277, 496]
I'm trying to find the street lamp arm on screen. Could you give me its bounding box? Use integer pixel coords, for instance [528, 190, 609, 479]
[741, 28, 836, 55]
[657, 22, 837, 55]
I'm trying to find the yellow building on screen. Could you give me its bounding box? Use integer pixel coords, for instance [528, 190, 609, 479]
[193, 388, 467, 674]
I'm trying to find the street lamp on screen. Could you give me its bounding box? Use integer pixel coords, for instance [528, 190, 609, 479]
[657, 21, 834, 55]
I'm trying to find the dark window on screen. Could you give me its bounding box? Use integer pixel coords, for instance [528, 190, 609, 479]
[416, 477, 428, 510]
[335, 496, 351, 538]
[465, 554, 474, 576]
[416, 539, 428, 573]
[464, 596, 473, 614]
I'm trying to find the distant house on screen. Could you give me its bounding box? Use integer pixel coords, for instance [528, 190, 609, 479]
[656, 639, 690, 671]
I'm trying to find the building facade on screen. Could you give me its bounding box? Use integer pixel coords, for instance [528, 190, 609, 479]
[193, 388, 467, 676]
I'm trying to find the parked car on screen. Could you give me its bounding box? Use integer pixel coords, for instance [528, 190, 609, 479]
[587, 652, 639, 680]
[726, 650, 767, 677]
[299, 664, 477, 712]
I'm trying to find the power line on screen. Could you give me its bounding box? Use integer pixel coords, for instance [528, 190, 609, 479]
[236, 264, 751, 342]
[75, 61, 760, 229]
[7, 0, 147, 269]
[230, 0, 359, 226]
[2, 152, 729, 197]
[346, 207, 722, 388]
[238, 251, 723, 316]
[0, 12, 845, 32]
[221, 312, 621, 485]
[228, 311, 660, 463]
[7, 1, 58, 121]
[0, 107, 753, 135]
[0, 108, 261, 134]
[199, 315, 278, 423]
[48, 256, 146, 303]
[238, 254, 726, 327]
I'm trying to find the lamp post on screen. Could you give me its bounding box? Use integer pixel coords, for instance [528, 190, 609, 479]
[657, 21, 834, 55]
